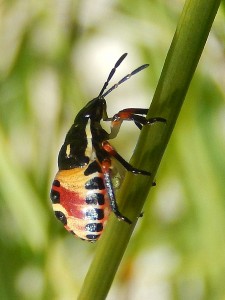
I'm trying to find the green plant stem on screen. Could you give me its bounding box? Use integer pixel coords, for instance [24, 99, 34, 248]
[78, 0, 221, 299]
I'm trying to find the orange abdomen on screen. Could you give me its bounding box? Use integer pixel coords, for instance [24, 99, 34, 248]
[50, 166, 110, 241]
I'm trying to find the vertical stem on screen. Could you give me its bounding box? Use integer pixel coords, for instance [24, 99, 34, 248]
[78, 1, 221, 299]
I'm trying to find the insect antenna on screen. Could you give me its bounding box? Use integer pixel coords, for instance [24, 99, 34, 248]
[100, 55, 149, 98]
[102, 63, 149, 97]
[98, 53, 128, 97]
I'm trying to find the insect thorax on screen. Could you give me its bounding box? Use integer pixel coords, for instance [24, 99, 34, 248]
[58, 117, 109, 170]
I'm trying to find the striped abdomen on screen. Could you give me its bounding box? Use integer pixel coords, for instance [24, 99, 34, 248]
[50, 161, 110, 241]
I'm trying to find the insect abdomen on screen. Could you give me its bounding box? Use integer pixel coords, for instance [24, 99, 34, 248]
[50, 164, 110, 241]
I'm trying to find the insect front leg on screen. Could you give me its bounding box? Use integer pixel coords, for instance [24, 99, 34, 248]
[101, 159, 132, 224]
[104, 108, 166, 139]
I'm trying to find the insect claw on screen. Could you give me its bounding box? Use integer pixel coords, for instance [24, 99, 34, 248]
[146, 117, 167, 124]
[119, 215, 132, 224]
[131, 168, 151, 176]
[139, 212, 144, 218]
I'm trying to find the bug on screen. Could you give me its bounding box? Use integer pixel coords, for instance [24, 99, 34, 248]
[50, 53, 166, 242]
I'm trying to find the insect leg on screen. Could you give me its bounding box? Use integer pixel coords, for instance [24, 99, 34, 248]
[101, 159, 132, 224]
[104, 108, 166, 138]
[102, 141, 151, 176]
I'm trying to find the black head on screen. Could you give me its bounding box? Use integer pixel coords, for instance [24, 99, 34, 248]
[75, 97, 106, 123]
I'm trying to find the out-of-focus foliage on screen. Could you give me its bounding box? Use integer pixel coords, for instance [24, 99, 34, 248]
[0, 1, 224, 299]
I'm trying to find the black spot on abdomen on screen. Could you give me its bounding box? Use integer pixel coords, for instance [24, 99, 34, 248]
[85, 177, 105, 190]
[54, 211, 67, 225]
[84, 161, 102, 176]
[85, 223, 103, 232]
[85, 208, 104, 220]
[50, 189, 60, 203]
[85, 193, 105, 205]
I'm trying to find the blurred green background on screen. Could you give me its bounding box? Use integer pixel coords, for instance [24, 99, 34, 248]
[0, 1, 225, 299]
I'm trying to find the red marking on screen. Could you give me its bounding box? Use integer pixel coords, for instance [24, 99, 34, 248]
[118, 111, 132, 119]
[101, 159, 111, 172]
[53, 185, 85, 219]
[102, 141, 116, 155]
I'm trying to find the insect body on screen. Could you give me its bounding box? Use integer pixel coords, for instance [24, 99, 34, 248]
[50, 53, 166, 242]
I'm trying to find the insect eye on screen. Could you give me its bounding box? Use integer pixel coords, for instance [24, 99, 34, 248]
[54, 211, 67, 225]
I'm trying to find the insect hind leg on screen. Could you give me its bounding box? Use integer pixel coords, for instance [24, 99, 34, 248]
[101, 159, 132, 224]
